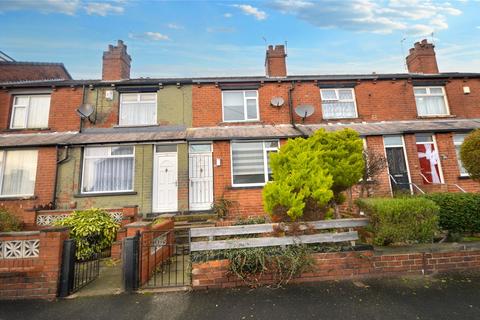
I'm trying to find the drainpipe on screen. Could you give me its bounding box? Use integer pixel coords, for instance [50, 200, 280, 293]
[79, 85, 86, 133]
[52, 145, 70, 209]
[288, 81, 307, 137]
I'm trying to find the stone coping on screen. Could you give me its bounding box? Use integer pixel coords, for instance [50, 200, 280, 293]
[374, 241, 480, 255]
[0, 231, 41, 237]
[36, 208, 123, 213]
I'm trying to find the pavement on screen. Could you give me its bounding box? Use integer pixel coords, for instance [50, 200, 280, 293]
[1, 271, 480, 320]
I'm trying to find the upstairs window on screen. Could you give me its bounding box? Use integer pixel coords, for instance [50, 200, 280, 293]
[10, 95, 51, 129]
[222, 90, 259, 122]
[320, 88, 357, 119]
[82, 146, 135, 194]
[453, 133, 468, 176]
[0, 150, 38, 197]
[119, 93, 157, 126]
[413, 87, 449, 116]
[231, 140, 278, 186]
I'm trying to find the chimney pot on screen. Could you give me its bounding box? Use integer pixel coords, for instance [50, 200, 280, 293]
[405, 39, 439, 74]
[102, 40, 131, 81]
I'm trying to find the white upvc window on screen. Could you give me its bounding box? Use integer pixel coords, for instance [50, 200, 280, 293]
[453, 133, 469, 176]
[10, 95, 51, 129]
[413, 87, 449, 116]
[222, 90, 259, 122]
[81, 146, 135, 194]
[0, 150, 38, 197]
[320, 88, 358, 119]
[119, 93, 157, 126]
[231, 140, 278, 187]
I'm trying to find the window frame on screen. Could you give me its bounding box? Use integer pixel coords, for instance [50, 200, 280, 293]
[221, 90, 260, 123]
[413, 86, 450, 117]
[415, 133, 445, 184]
[453, 133, 469, 177]
[10, 94, 51, 129]
[0, 149, 38, 198]
[230, 140, 279, 187]
[119, 92, 158, 126]
[80, 145, 136, 195]
[319, 88, 358, 120]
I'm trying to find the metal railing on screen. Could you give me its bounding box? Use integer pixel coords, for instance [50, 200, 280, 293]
[389, 174, 425, 194]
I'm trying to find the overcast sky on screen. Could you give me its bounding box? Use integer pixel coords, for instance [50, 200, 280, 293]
[1, 0, 479, 79]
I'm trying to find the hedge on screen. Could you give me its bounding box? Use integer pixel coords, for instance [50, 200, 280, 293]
[356, 197, 439, 246]
[0, 209, 22, 232]
[423, 193, 480, 235]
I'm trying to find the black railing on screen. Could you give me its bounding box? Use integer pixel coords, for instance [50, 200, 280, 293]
[58, 239, 100, 297]
[140, 230, 191, 288]
[72, 253, 100, 292]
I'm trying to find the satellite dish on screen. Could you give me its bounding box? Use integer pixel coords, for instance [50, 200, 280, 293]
[295, 105, 314, 120]
[270, 97, 285, 107]
[76, 104, 94, 119]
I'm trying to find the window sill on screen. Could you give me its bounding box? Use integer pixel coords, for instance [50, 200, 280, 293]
[74, 191, 138, 198]
[417, 115, 456, 119]
[219, 121, 262, 126]
[3, 128, 51, 132]
[0, 195, 37, 201]
[113, 124, 158, 128]
[229, 185, 264, 190]
[458, 175, 471, 180]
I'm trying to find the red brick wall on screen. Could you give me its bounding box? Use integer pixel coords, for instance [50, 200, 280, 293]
[0, 147, 58, 228]
[0, 88, 82, 133]
[0, 227, 69, 300]
[192, 79, 480, 128]
[192, 248, 480, 289]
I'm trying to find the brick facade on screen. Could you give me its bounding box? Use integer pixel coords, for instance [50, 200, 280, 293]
[0, 39, 479, 223]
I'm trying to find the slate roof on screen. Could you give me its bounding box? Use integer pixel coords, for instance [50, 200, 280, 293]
[297, 119, 480, 136]
[0, 61, 72, 82]
[0, 131, 77, 147]
[1, 119, 479, 147]
[187, 124, 301, 141]
[2, 72, 480, 88]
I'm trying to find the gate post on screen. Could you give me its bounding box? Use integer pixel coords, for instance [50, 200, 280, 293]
[123, 233, 140, 293]
[58, 239, 76, 297]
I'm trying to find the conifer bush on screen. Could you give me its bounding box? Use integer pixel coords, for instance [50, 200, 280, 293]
[460, 129, 480, 181]
[263, 128, 364, 221]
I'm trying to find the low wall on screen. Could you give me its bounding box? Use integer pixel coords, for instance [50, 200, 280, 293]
[0, 227, 69, 300]
[192, 243, 480, 289]
[35, 206, 139, 229]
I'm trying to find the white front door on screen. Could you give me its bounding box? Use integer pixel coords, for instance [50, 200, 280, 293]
[189, 143, 213, 211]
[153, 150, 178, 212]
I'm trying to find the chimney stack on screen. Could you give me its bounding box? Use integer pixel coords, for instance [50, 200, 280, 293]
[265, 45, 287, 78]
[102, 40, 131, 81]
[406, 39, 439, 74]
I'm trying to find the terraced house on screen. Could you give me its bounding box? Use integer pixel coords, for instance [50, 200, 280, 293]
[0, 39, 479, 228]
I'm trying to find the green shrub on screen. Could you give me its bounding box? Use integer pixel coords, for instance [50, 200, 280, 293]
[0, 209, 22, 232]
[263, 128, 364, 221]
[423, 193, 480, 235]
[356, 197, 439, 246]
[54, 208, 119, 260]
[460, 129, 480, 181]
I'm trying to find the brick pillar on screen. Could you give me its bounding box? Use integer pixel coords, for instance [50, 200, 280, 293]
[39, 227, 70, 299]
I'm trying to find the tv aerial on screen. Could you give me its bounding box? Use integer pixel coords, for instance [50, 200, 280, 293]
[295, 105, 314, 122]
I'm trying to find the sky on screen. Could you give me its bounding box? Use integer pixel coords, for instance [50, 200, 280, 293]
[0, 0, 479, 79]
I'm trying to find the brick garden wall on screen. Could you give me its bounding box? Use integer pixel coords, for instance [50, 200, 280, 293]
[0, 227, 69, 300]
[192, 246, 480, 290]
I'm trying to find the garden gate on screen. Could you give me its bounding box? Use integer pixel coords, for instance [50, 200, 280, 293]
[123, 229, 191, 291]
[58, 239, 100, 297]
